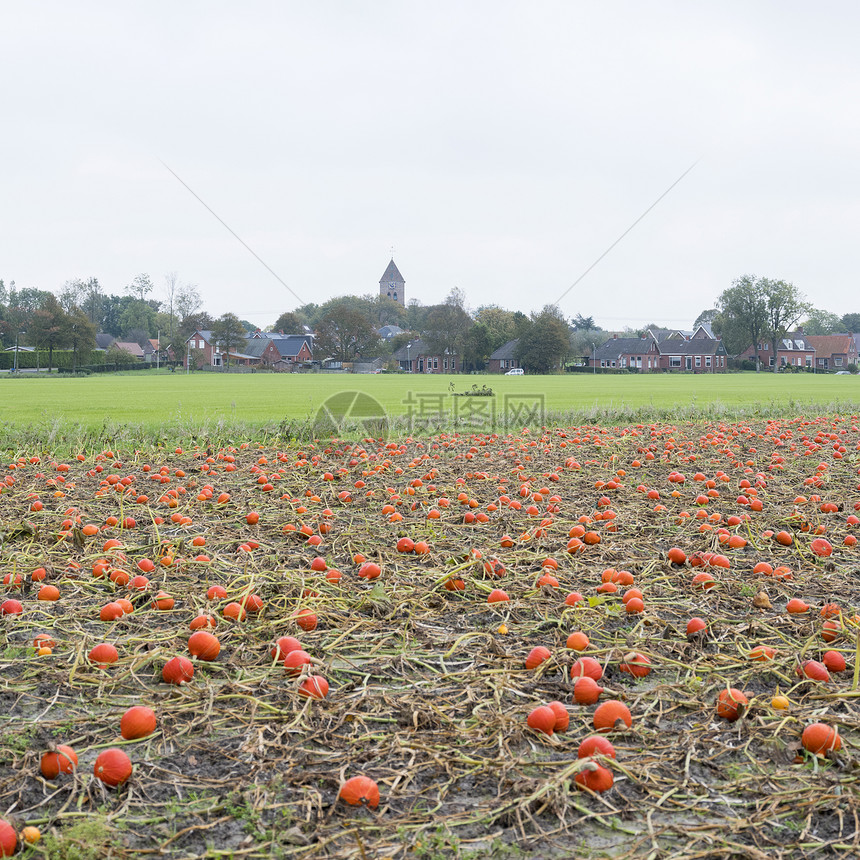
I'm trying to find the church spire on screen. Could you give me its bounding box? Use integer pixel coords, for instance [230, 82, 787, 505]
[379, 258, 405, 306]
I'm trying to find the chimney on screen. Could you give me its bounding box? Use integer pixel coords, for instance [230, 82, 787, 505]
[613, 333, 617, 339]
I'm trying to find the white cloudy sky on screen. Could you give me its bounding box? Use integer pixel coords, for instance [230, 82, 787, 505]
[2, 2, 859, 329]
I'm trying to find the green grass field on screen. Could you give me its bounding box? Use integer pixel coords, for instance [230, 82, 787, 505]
[2, 370, 860, 436]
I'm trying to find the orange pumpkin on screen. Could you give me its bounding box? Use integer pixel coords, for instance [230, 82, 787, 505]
[716, 688, 748, 721]
[93, 748, 133, 787]
[573, 676, 604, 705]
[547, 701, 569, 732]
[525, 646, 551, 670]
[339, 775, 380, 808]
[283, 649, 313, 676]
[593, 700, 632, 733]
[298, 675, 330, 699]
[574, 761, 614, 792]
[162, 655, 195, 685]
[89, 643, 119, 666]
[120, 706, 157, 740]
[188, 631, 220, 661]
[619, 652, 651, 678]
[577, 735, 616, 759]
[271, 636, 303, 660]
[40, 744, 78, 778]
[801, 722, 841, 756]
[0, 819, 16, 857]
[526, 705, 556, 736]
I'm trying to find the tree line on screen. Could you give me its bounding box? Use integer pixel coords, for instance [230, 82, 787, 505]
[0, 274, 215, 371]
[697, 275, 859, 372]
[2, 269, 855, 374]
[275, 290, 593, 373]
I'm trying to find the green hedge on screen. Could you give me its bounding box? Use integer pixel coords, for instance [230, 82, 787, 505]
[0, 349, 103, 370]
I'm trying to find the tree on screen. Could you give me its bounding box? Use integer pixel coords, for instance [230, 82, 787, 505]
[295, 302, 322, 329]
[127, 273, 154, 303]
[693, 308, 718, 328]
[314, 302, 379, 362]
[801, 308, 844, 335]
[177, 310, 214, 345]
[65, 307, 97, 371]
[120, 298, 160, 339]
[163, 272, 182, 342]
[515, 306, 570, 373]
[462, 323, 495, 373]
[211, 313, 248, 369]
[175, 283, 203, 322]
[571, 313, 596, 332]
[423, 289, 473, 364]
[80, 278, 105, 326]
[474, 305, 519, 351]
[405, 299, 426, 333]
[125, 328, 152, 349]
[366, 294, 406, 327]
[763, 279, 811, 372]
[100, 295, 127, 337]
[59, 279, 85, 313]
[272, 311, 303, 334]
[841, 313, 860, 333]
[714, 276, 770, 370]
[28, 294, 69, 372]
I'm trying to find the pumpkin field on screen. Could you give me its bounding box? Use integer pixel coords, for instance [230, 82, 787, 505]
[2, 414, 860, 858]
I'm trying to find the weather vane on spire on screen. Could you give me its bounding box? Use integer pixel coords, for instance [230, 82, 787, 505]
[390, 244, 395, 259]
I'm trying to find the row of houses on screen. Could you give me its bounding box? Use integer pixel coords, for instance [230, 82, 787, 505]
[184, 329, 313, 370]
[587, 326, 858, 373]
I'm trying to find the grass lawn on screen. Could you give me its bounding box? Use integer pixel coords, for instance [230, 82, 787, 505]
[2, 370, 859, 432]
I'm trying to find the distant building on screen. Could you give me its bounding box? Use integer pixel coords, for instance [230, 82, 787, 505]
[112, 341, 145, 360]
[487, 340, 521, 373]
[805, 334, 857, 370]
[588, 328, 728, 372]
[737, 332, 814, 370]
[378, 324, 405, 341]
[392, 338, 459, 373]
[380, 259, 405, 306]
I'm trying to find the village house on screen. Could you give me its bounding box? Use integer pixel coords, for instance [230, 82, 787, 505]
[392, 338, 460, 373]
[588, 328, 728, 372]
[487, 339, 522, 373]
[184, 330, 313, 370]
[804, 334, 857, 371]
[737, 332, 815, 370]
[112, 341, 146, 361]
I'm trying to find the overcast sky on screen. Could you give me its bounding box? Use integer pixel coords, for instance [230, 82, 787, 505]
[2, 2, 858, 330]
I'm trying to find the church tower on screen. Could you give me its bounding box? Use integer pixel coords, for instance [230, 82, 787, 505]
[379, 259, 405, 306]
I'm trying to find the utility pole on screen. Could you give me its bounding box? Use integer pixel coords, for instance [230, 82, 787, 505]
[14, 328, 25, 373]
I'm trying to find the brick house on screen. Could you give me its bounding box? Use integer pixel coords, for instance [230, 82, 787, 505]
[112, 341, 145, 360]
[185, 330, 216, 369]
[392, 338, 460, 373]
[487, 339, 521, 373]
[588, 329, 728, 372]
[656, 333, 729, 372]
[737, 332, 815, 370]
[804, 334, 857, 370]
[263, 336, 313, 366]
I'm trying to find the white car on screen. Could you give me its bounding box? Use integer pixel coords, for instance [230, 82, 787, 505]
[505, 367, 524, 375]
[836, 370, 852, 375]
